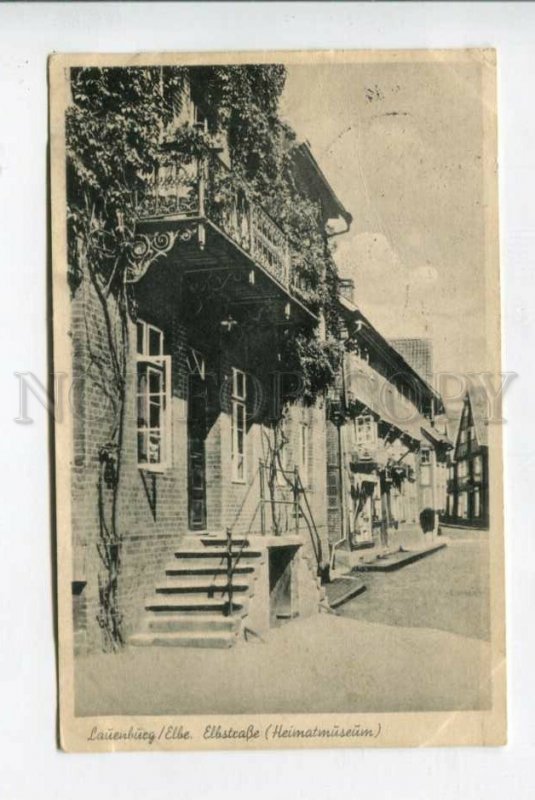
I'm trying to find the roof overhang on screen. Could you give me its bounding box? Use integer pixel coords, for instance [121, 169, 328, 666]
[421, 425, 452, 449]
[291, 142, 353, 233]
[338, 296, 445, 413]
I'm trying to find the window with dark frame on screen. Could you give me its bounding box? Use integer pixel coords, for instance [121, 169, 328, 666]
[231, 368, 247, 482]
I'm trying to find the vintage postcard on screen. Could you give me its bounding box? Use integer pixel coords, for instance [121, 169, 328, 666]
[49, 49, 506, 751]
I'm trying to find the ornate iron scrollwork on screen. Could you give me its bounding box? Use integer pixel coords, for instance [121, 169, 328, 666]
[125, 231, 179, 283]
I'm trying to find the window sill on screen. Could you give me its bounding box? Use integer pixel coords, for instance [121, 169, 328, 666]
[138, 464, 170, 474]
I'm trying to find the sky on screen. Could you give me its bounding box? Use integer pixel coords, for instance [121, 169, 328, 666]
[280, 58, 490, 405]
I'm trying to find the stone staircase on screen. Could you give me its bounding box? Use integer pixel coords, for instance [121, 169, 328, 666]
[130, 534, 264, 649]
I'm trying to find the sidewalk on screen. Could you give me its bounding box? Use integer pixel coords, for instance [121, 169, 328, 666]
[324, 574, 367, 608]
[355, 541, 447, 572]
[335, 524, 447, 573]
[75, 613, 491, 717]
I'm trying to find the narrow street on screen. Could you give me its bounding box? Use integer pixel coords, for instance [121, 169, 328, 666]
[76, 526, 492, 717]
[338, 527, 490, 642]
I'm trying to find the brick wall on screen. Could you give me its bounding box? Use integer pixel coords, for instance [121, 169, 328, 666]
[71, 274, 192, 653]
[71, 271, 331, 653]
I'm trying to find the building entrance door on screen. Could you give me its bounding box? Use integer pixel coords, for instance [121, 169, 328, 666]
[188, 374, 207, 531]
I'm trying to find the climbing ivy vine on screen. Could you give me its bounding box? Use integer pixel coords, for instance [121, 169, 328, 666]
[66, 64, 345, 648]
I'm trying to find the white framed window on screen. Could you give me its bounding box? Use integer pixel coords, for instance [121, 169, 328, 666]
[136, 320, 171, 470]
[473, 455, 483, 478]
[420, 449, 432, 487]
[193, 102, 209, 132]
[354, 414, 377, 447]
[458, 460, 468, 479]
[449, 464, 455, 480]
[231, 368, 247, 482]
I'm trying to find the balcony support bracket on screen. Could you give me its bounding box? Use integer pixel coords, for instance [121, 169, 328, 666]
[125, 230, 179, 284]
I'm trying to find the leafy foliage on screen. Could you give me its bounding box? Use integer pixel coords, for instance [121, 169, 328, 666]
[187, 65, 345, 391]
[66, 66, 188, 293]
[66, 64, 346, 647]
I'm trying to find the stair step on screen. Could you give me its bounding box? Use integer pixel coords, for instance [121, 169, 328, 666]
[162, 574, 253, 589]
[145, 596, 247, 613]
[155, 581, 249, 595]
[175, 547, 263, 559]
[165, 563, 255, 576]
[130, 631, 239, 649]
[200, 537, 250, 548]
[170, 556, 263, 572]
[145, 613, 242, 634]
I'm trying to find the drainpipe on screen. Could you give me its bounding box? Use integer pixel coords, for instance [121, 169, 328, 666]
[329, 351, 349, 573]
[431, 447, 439, 537]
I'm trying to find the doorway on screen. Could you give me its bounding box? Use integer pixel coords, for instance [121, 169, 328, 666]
[268, 546, 296, 626]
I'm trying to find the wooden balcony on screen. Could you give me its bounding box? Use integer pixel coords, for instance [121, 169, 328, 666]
[134, 153, 292, 292]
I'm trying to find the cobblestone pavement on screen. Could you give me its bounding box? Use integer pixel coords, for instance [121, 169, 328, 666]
[337, 526, 491, 641]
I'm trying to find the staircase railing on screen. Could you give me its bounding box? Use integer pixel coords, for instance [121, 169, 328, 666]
[294, 468, 324, 572]
[223, 465, 261, 615]
[226, 525, 234, 616]
[258, 459, 324, 576]
[223, 460, 325, 615]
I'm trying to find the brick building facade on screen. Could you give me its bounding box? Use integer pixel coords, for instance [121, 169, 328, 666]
[326, 288, 451, 560]
[69, 75, 352, 653]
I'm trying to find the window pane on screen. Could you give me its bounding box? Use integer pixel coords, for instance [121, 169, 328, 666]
[233, 369, 246, 400]
[232, 398, 246, 479]
[137, 369, 147, 395]
[148, 368, 162, 394]
[149, 399, 161, 428]
[137, 322, 145, 355]
[137, 431, 148, 463]
[137, 353, 169, 468]
[148, 431, 161, 464]
[137, 393, 148, 427]
[149, 326, 163, 356]
[236, 404, 245, 455]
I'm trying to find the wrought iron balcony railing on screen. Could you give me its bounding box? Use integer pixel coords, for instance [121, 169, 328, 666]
[134, 154, 291, 290]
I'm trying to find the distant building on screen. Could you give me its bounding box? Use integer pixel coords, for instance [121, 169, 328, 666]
[390, 338, 434, 386]
[444, 388, 490, 529]
[326, 285, 451, 555]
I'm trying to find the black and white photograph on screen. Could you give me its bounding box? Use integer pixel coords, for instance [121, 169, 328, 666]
[49, 49, 505, 750]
